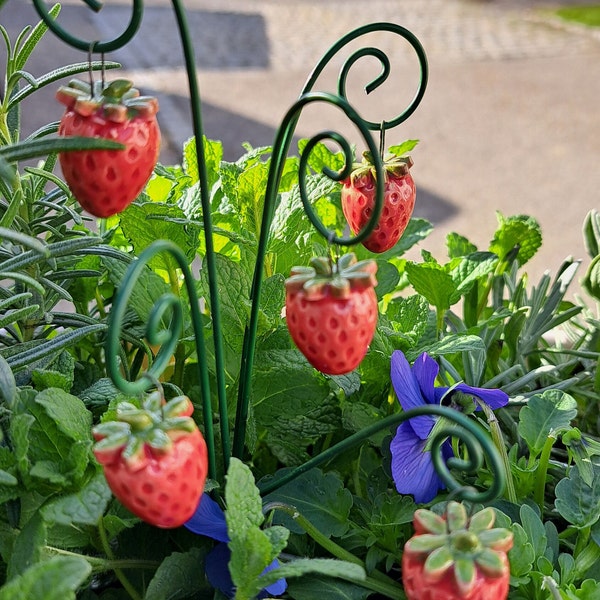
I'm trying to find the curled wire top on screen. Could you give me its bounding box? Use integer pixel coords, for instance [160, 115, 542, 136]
[32, 0, 144, 53]
[302, 21, 429, 132]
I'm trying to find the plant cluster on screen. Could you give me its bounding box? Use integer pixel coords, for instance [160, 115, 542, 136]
[0, 7, 599, 600]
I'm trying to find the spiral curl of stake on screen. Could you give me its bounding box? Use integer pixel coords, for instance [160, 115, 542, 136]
[32, 0, 144, 53]
[259, 404, 506, 502]
[302, 22, 429, 132]
[104, 241, 220, 480]
[296, 92, 385, 246]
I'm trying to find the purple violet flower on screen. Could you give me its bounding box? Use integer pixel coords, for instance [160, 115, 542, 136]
[390, 350, 508, 503]
[185, 493, 287, 598]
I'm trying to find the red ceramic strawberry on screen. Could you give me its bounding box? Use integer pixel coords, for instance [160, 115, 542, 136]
[285, 253, 378, 375]
[56, 78, 160, 218]
[93, 390, 208, 529]
[402, 501, 513, 600]
[341, 145, 416, 253]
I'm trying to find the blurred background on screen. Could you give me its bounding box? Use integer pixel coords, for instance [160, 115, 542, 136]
[2, 0, 600, 294]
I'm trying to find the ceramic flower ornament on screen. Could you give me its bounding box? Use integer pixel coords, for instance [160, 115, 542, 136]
[390, 351, 509, 503]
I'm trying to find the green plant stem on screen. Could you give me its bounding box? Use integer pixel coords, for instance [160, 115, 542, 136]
[45, 546, 159, 573]
[573, 533, 600, 579]
[533, 434, 555, 517]
[264, 501, 404, 598]
[98, 517, 143, 600]
[474, 400, 517, 504]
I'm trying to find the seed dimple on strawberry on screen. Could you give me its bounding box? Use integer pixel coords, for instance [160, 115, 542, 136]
[56, 78, 160, 218]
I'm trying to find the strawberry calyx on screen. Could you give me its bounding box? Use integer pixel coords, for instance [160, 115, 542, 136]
[56, 78, 159, 123]
[348, 149, 414, 186]
[405, 501, 513, 597]
[285, 252, 377, 301]
[93, 392, 197, 472]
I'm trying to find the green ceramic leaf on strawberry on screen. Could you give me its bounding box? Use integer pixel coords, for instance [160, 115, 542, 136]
[93, 391, 208, 529]
[402, 501, 513, 600]
[285, 253, 378, 375]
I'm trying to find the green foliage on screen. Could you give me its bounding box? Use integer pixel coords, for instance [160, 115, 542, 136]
[0, 6, 599, 600]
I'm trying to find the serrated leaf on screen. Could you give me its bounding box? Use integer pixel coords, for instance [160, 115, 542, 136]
[251, 349, 336, 463]
[286, 574, 372, 600]
[230, 526, 276, 599]
[41, 471, 111, 526]
[35, 388, 93, 443]
[447, 232, 477, 258]
[0, 556, 91, 600]
[182, 135, 223, 191]
[103, 257, 171, 324]
[259, 558, 365, 590]
[404, 261, 457, 311]
[118, 203, 201, 270]
[409, 333, 486, 362]
[145, 548, 208, 600]
[298, 139, 347, 175]
[382, 294, 429, 349]
[517, 391, 578, 457]
[225, 457, 264, 538]
[451, 252, 499, 296]
[264, 469, 352, 537]
[489, 213, 542, 266]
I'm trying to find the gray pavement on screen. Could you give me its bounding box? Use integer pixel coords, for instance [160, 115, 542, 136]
[3, 0, 600, 296]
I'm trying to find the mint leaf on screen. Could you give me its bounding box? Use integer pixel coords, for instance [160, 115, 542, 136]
[225, 458, 288, 600]
[518, 391, 578, 458]
[489, 213, 542, 266]
[182, 135, 223, 190]
[41, 471, 111, 527]
[264, 469, 352, 537]
[119, 203, 201, 270]
[35, 388, 92, 442]
[374, 259, 400, 299]
[286, 575, 372, 600]
[382, 294, 429, 350]
[259, 558, 365, 590]
[404, 261, 457, 311]
[298, 139, 347, 175]
[0, 556, 91, 600]
[7, 513, 46, 580]
[104, 257, 171, 325]
[31, 351, 75, 392]
[226, 457, 264, 537]
[252, 349, 337, 464]
[199, 253, 251, 381]
[447, 232, 477, 259]
[451, 252, 499, 296]
[388, 139, 419, 156]
[11, 390, 93, 492]
[145, 548, 209, 600]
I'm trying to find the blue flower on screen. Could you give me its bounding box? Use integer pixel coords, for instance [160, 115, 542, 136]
[185, 493, 287, 598]
[389, 351, 508, 503]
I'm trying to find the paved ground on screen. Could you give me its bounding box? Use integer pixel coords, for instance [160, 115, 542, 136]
[2, 0, 600, 297]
